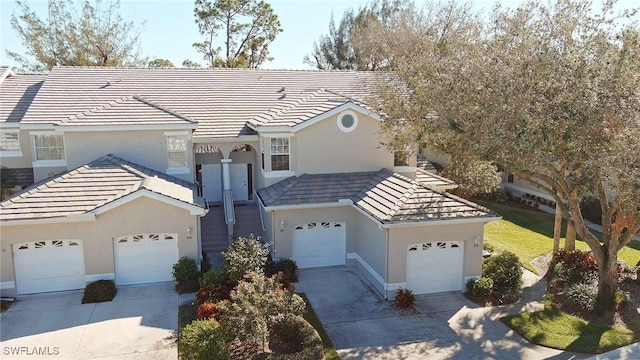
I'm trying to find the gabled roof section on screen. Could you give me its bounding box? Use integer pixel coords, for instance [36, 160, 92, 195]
[0, 71, 46, 124]
[257, 169, 495, 225]
[20, 66, 384, 138]
[250, 89, 373, 128]
[0, 154, 205, 222]
[61, 95, 197, 127]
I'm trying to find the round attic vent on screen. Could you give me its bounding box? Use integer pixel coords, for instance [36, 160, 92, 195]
[337, 110, 358, 132]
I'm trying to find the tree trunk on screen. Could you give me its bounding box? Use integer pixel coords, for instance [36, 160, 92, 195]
[597, 248, 618, 311]
[553, 203, 562, 254]
[565, 222, 576, 251]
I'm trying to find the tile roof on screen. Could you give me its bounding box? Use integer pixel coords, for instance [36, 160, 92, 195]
[0, 72, 46, 123]
[415, 168, 457, 191]
[20, 67, 383, 138]
[0, 154, 205, 222]
[258, 169, 494, 224]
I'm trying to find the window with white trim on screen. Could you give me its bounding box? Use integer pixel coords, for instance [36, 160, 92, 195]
[0, 131, 20, 152]
[167, 135, 188, 168]
[270, 137, 289, 171]
[33, 134, 65, 160]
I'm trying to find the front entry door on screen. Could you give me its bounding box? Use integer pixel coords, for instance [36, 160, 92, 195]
[231, 163, 249, 201]
[201, 164, 222, 203]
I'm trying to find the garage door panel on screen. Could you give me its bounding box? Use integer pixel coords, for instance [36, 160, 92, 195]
[292, 222, 346, 269]
[13, 240, 86, 295]
[406, 241, 464, 294]
[114, 233, 178, 286]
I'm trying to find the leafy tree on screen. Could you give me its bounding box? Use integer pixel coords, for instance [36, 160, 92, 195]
[0, 166, 18, 201]
[375, 0, 640, 310]
[222, 235, 270, 281]
[193, 0, 282, 68]
[182, 59, 203, 68]
[8, 0, 146, 72]
[148, 58, 174, 67]
[219, 272, 306, 356]
[440, 157, 502, 198]
[305, 0, 420, 70]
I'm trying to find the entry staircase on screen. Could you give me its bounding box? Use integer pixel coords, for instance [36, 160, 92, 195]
[201, 199, 265, 264]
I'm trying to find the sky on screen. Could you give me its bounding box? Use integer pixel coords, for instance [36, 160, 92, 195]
[0, 0, 637, 70]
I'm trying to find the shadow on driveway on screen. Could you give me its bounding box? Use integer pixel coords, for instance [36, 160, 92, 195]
[298, 266, 589, 360]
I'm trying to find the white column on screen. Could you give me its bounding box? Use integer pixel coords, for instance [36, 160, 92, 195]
[221, 158, 232, 191]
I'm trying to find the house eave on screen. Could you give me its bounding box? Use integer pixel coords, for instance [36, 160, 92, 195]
[0, 213, 96, 226]
[379, 216, 502, 229]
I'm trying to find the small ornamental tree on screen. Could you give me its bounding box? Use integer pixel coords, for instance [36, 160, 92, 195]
[220, 272, 306, 355]
[222, 235, 270, 281]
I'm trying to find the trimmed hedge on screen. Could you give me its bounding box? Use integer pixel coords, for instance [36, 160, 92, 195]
[82, 280, 117, 304]
[253, 315, 323, 360]
[173, 257, 200, 293]
[178, 319, 231, 360]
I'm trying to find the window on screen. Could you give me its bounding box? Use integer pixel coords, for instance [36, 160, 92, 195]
[33, 134, 65, 160]
[337, 110, 358, 132]
[270, 137, 289, 171]
[507, 173, 514, 183]
[167, 135, 188, 168]
[394, 151, 409, 166]
[0, 131, 20, 152]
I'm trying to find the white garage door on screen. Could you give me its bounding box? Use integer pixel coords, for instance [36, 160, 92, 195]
[114, 233, 178, 286]
[406, 241, 464, 294]
[292, 222, 346, 268]
[13, 240, 85, 295]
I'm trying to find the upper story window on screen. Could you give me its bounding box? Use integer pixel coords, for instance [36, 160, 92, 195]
[0, 131, 21, 156]
[33, 134, 65, 161]
[394, 151, 409, 166]
[337, 110, 358, 132]
[167, 135, 188, 169]
[270, 137, 289, 171]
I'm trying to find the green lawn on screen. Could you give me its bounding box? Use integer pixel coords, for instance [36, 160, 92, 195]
[478, 201, 640, 273]
[502, 300, 638, 353]
[301, 294, 340, 360]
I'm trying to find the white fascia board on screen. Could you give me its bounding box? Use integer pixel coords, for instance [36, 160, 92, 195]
[192, 135, 259, 143]
[58, 124, 197, 132]
[0, 123, 21, 129]
[0, 213, 96, 226]
[92, 189, 207, 216]
[291, 103, 382, 133]
[0, 68, 15, 84]
[263, 199, 352, 211]
[254, 126, 294, 134]
[380, 216, 503, 229]
[19, 124, 60, 130]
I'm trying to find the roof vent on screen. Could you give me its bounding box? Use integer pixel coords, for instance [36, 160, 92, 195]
[278, 86, 285, 93]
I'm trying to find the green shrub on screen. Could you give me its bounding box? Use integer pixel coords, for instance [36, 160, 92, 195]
[483, 251, 523, 303]
[580, 196, 602, 225]
[178, 319, 231, 360]
[395, 288, 416, 309]
[566, 281, 598, 311]
[265, 258, 298, 283]
[200, 267, 230, 287]
[82, 280, 117, 304]
[553, 250, 598, 284]
[255, 315, 322, 359]
[223, 235, 270, 281]
[172, 257, 199, 293]
[470, 277, 494, 298]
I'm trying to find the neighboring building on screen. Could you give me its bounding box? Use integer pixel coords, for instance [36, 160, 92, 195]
[0, 66, 499, 299]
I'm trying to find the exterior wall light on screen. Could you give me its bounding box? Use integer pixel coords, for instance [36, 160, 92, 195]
[186, 226, 192, 239]
[473, 236, 481, 247]
[279, 220, 286, 232]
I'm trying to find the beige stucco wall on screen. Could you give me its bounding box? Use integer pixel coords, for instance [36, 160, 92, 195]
[0, 196, 199, 297]
[387, 222, 486, 297]
[0, 129, 34, 168]
[293, 113, 393, 174]
[64, 130, 195, 182]
[351, 210, 388, 295]
[269, 205, 357, 260]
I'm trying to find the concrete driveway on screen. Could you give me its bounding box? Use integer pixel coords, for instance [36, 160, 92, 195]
[298, 267, 589, 360]
[0, 283, 177, 360]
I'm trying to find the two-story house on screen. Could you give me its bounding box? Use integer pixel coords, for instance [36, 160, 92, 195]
[0, 66, 498, 299]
